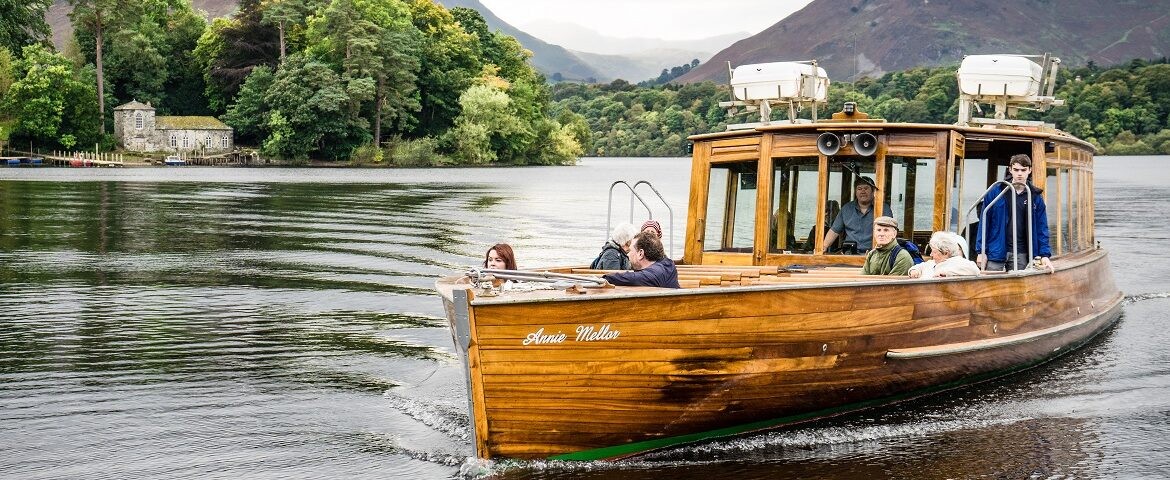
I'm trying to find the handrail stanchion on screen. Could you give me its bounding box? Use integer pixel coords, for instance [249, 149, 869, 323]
[632, 180, 676, 258]
[607, 181, 653, 245]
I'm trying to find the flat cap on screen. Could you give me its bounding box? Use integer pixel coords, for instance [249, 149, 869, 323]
[874, 216, 899, 230]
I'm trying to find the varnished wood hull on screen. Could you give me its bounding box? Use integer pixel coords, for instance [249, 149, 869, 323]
[439, 250, 1122, 460]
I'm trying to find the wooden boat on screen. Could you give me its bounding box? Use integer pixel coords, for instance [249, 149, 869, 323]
[435, 54, 1122, 461]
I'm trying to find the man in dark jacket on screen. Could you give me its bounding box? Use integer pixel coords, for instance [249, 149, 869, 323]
[974, 154, 1053, 272]
[603, 231, 680, 288]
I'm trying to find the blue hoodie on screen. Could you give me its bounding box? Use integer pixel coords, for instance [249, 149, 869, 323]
[603, 258, 681, 288]
[974, 183, 1052, 262]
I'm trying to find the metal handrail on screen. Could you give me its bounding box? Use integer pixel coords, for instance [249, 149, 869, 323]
[631, 180, 675, 258]
[471, 268, 606, 286]
[966, 180, 1034, 271]
[606, 181, 653, 246]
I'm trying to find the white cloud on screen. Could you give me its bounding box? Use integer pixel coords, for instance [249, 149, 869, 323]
[478, 0, 815, 40]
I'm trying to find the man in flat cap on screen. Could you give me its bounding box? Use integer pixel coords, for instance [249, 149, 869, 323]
[863, 216, 913, 275]
[822, 175, 892, 254]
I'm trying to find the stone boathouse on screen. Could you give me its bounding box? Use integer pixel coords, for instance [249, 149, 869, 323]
[113, 100, 234, 155]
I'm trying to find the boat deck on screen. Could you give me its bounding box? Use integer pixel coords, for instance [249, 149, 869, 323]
[436, 260, 1039, 305]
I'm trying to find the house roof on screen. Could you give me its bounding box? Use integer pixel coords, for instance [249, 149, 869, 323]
[113, 100, 155, 111]
[156, 116, 232, 131]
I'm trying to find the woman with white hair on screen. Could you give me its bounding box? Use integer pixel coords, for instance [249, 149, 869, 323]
[591, 223, 640, 270]
[908, 231, 981, 279]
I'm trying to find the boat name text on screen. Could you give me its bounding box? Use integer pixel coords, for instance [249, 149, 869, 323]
[521, 324, 620, 345]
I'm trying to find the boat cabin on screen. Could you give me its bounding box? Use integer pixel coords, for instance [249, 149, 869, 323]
[685, 115, 1096, 268]
[683, 54, 1092, 270]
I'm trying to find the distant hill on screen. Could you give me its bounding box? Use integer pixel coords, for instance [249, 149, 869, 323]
[518, 20, 746, 82]
[519, 20, 744, 56]
[437, 0, 605, 81]
[679, 0, 1170, 84]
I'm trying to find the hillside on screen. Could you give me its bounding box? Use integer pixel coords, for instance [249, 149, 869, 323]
[679, 0, 1170, 83]
[437, 0, 605, 81]
[522, 20, 745, 56]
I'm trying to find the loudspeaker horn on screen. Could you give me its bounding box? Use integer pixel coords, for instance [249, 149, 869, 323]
[853, 132, 878, 156]
[816, 132, 841, 156]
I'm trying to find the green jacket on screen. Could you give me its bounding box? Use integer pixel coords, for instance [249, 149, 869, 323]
[863, 240, 913, 275]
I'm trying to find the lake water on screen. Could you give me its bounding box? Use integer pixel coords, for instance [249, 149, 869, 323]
[2, 157, 1169, 479]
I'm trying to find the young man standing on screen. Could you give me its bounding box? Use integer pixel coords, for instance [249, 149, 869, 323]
[863, 216, 914, 275]
[603, 232, 680, 288]
[975, 154, 1053, 272]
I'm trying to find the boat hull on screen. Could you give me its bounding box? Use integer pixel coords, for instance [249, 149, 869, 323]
[441, 250, 1122, 460]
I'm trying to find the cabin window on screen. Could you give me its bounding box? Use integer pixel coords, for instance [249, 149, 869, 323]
[703, 161, 758, 252]
[769, 157, 819, 253]
[953, 157, 989, 237]
[886, 156, 938, 243]
[823, 157, 878, 253]
[222, 135, 229, 148]
[182, 137, 189, 148]
[134, 112, 143, 130]
[1046, 167, 1061, 254]
[1065, 168, 1080, 252]
[170, 135, 177, 147]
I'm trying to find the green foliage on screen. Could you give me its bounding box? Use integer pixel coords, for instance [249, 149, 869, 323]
[2, 44, 100, 150]
[192, 0, 280, 114]
[0, 47, 13, 99]
[261, 53, 362, 160]
[222, 65, 274, 143]
[639, 58, 701, 87]
[407, 0, 481, 138]
[0, 0, 51, 53]
[385, 135, 446, 166]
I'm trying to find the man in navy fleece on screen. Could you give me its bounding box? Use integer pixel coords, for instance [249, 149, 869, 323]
[603, 231, 680, 288]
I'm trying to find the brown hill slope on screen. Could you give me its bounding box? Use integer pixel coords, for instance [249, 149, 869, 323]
[679, 0, 1170, 83]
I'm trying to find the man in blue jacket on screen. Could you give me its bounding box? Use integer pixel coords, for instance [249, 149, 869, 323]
[603, 231, 681, 288]
[974, 154, 1054, 272]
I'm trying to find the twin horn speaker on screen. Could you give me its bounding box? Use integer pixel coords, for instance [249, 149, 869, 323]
[817, 132, 878, 157]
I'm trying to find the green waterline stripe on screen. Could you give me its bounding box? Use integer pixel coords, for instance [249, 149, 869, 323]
[550, 304, 1122, 461]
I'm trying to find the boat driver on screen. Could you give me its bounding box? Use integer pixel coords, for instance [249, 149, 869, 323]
[822, 176, 892, 253]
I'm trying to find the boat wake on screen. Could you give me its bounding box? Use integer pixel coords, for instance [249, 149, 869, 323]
[448, 415, 1029, 478]
[639, 417, 1024, 461]
[381, 389, 469, 441]
[1124, 292, 1170, 305]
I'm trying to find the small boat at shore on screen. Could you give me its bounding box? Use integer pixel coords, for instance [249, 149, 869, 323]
[435, 54, 1122, 461]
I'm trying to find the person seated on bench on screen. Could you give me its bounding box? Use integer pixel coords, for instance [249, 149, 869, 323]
[863, 216, 913, 275]
[603, 232, 680, 288]
[591, 223, 639, 270]
[823, 176, 892, 253]
[908, 232, 981, 279]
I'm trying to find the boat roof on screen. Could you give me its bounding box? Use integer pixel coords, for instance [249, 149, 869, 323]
[688, 121, 1096, 153]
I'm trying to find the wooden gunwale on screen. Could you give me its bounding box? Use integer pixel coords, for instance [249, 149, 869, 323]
[447, 248, 1120, 460]
[886, 290, 1124, 359]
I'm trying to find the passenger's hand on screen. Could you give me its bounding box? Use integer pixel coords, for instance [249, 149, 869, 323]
[1039, 257, 1054, 274]
[908, 269, 921, 279]
[976, 253, 987, 270]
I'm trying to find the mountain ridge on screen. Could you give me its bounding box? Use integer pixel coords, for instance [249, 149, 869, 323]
[679, 0, 1170, 83]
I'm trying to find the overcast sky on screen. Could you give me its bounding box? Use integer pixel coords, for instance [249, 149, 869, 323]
[478, 0, 816, 40]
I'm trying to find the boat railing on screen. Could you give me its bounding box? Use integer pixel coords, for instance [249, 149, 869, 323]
[606, 180, 674, 258]
[965, 180, 1035, 271]
[631, 180, 675, 258]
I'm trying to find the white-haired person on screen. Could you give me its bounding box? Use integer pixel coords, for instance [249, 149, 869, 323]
[591, 223, 640, 270]
[908, 232, 981, 279]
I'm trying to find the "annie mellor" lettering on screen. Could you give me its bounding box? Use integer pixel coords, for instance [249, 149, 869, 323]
[521, 324, 620, 345]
